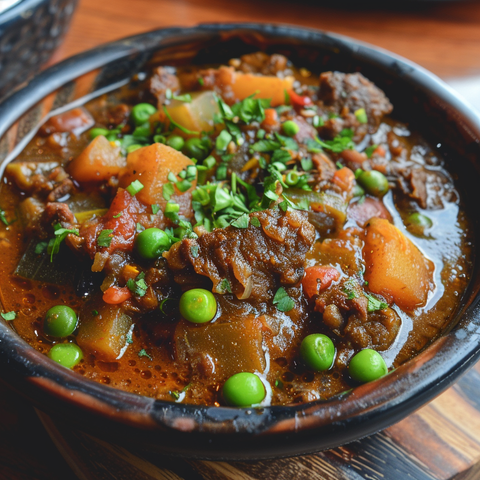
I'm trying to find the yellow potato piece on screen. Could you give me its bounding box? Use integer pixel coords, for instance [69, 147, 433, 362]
[166, 91, 218, 133]
[230, 72, 295, 107]
[118, 143, 196, 213]
[68, 135, 124, 182]
[363, 218, 434, 311]
[77, 304, 132, 361]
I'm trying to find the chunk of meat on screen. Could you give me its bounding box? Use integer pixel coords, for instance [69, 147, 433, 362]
[347, 197, 392, 227]
[149, 66, 180, 107]
[39, 107, 94, 136]
[318, 72, 393, 132]
[41, 202, 75, 228]
[235, 52, 289, 76]
[408, 168, 454, 209]
[362, 217, 434, 310]
[164, 209, 315, 301]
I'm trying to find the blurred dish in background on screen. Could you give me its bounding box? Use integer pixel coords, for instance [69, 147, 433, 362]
[0, 0, 78, 99]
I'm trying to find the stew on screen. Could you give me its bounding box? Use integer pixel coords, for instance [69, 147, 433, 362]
[0, 52, 472, 407]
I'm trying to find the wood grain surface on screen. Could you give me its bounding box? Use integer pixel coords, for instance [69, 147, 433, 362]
[3, 0, 480, 478]
[35, 361, 480, 480]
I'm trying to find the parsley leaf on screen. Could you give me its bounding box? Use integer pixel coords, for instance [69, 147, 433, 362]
[151, 204, 160, 215]
[48, 224, 79, 262]
[97, 229, 114, 248]
[250, 216, 261, 227]
[231, 213, 250, 229]
[315, 133, 355, 153]
[138, 348, 152, 360]
[250, 139, 281, 152]
[365, 144, 379, 158]
[219, 278, 232, 294]
[365, 293, 388, 312]
[163, 182, 175, 201]
[0, 209, 14, 226]
[35, 241, 48, 254]
[1, 311, 16, 321]
[273, 287, 295, 312]
[127, 272, 148, 297]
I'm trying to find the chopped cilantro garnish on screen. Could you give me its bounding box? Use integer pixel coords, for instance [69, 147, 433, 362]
[165, 89, 192, 103]
[219, 278, 232, 294]
[97, 229, 114, 248]
[163, 182, 175, 201]
[151, 204, 160, 215]
[301, 158, 314, 171]
[275, 379, 284, 389]
[126, 180, 144, 196]
[170, 390, 180, 400]
[216, 129, 232, 152]
[312, 115, 324, 128]
[365, 293, 388, 312]
[250, 216, 261, 228]
[1, 311, 16, 321]
[315, 131, 355, 153]
[0, 209, 14, 226]
[35, 241, 48, 255]
[127, 272, 148, 297]
[48, 224, 79, 262]
[92, 310, 99, 316]
[198, 77, 204, 86]
[113, 212, 123, 219]
[190, 245, 199, 258]
[138, 348, 152, 360]
[250, 139, 281, 152]
[231, 213, 250, 229]
[273, 287, 295, 312]
[365, 144, 379, 158]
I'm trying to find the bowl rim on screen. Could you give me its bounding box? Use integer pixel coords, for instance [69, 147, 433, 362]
[1, 22, 480, 457]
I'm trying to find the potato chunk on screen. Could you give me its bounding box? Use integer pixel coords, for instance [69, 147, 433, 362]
[68, 135, 124, 182]
[174, 316, 265, 382]
[363, 218, 434, 310]
[229, 71, 294, 107]
[118, 143, 195, 214]
[77, 303, 132, 361]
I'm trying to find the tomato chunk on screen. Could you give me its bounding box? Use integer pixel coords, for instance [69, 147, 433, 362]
[302, 266, 340, 298]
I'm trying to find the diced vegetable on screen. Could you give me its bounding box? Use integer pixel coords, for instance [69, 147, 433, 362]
[118, 143, 196, 210]
[362, 218, 433, 310]
[103, 286, 132, 304]
[229, 72, 295, 107]
[302, 266, 340, 298]
[76, 302, 133, 360]
[165, 91, 218, 133]
[174, 316, 265, 381]
[68, 135, 125, 183]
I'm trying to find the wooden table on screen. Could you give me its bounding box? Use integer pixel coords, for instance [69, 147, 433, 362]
[4, 0, 480, 478]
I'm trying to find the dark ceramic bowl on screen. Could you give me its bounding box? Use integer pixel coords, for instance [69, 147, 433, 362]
[0, 23, 480, 460]
[0, 0, 78, 100]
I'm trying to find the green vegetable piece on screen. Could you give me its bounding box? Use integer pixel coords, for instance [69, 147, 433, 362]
[1, 311, 16, 321]
[273, 287, 295, 312]
[89, 127, 110, 139]
[179, 288, 217, 324]
[126, 144, 142, 154]
[282, 120, 300, 137]
[357, 170, 389, 197]
[355, 108, 368, 124]
[285, 171, 299, 186]
[48, 343, 83, 369]
[166, 135, 185, 151]
[216, 129, 232, 152]
[135, 228, 171, 260]
[222, 372, 266, 407]
[349, 348, 388, 383]
[44, 305, 78, 337]
[407, 212, 433, 230]
[126, 180, 144, 196]
[300, 333, 335, 371]
[97, 229, 114, 248]
[184, 137, 208, 161]
[131, 103, 157, 126]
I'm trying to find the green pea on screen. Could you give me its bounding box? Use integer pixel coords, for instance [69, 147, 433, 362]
[48, 343, 83, 369]
[166, 135, 185, 151]
[179, 288, 217, 323]
[282, 120, 300, 137]
[222, 372, 266, 407]
[407, 212, 433, 230]
[348, 348, 388, 383]
[90, 127, 110, 139]
[300, 334, 335, 371]
[135, 228, 171, 260]
[131, 103, 157, 126]
[357, 170, 389, 197]
[44, 305, 77, 337]
[183, 138, 208, 161]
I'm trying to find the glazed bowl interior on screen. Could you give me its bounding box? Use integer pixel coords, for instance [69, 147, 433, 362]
[1, 24, 480, 460]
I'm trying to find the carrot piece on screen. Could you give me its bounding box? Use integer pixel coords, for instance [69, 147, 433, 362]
[374, 145, 386, 157]
[302, 266, 340, 298]
[103, 286, 132, 304]
[333, 167, 355, 193]
[262, 108, 279, 127]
